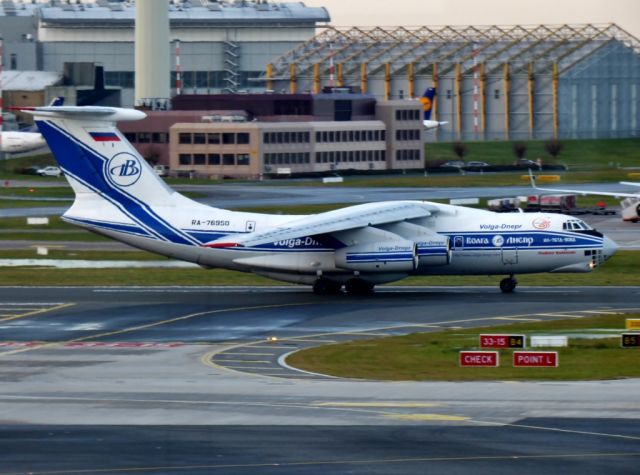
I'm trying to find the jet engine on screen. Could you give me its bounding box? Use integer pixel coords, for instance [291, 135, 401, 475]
[415, 235, 451, 268]
[335, 240, 417, 272]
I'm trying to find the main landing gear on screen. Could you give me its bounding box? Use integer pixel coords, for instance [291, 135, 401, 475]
[344, 278, 375, 296]
[312, 278, 342, 295]
[500, 275, 518, 293]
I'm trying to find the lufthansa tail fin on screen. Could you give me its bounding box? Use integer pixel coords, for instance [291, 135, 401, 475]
[420, 87, 448, 130]
[49, 97, 64, 107]
[420, 87, 437, 121]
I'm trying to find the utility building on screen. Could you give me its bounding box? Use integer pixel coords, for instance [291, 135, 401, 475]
[263, 24, 640, 140]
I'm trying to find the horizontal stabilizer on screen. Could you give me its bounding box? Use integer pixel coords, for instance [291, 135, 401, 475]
[22, 106, 146, 122]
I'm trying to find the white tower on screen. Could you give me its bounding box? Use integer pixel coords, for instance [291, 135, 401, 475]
[135, 0, 170, 109]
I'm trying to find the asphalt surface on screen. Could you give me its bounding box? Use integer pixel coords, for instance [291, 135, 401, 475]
[0, 286, 639, 474]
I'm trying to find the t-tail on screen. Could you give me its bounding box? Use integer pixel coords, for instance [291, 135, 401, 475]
[24, 106, 214, 248]
[420, 87, 448, 130]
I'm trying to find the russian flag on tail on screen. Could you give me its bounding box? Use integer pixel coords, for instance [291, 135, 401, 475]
[89, 131, 120, 142]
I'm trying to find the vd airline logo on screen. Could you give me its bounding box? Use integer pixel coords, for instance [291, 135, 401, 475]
[106, 153, 142, 187]
[532, 217, 551, 230]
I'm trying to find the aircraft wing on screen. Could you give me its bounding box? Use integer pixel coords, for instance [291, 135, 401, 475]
[529, 171, 640, 198]
[207, 201, 437, 248]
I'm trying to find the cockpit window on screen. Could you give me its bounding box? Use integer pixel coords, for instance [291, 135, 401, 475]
[563, 219, 591, 231]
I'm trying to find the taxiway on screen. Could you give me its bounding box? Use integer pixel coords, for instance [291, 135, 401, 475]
[0, 286, 639, 474]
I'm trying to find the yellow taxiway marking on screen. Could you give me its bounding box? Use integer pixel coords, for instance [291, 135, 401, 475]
[0, 301, 316, 358]
[385, 413, 469, 422]
[313, 402, 442, 408]
[0, 303, 75, 323]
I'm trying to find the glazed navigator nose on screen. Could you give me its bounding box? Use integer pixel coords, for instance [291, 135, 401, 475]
[602, 236, 618, 261]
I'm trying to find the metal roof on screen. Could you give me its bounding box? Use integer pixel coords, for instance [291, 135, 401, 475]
[36, 1, 330, 26]
[0, 70, 62, 91]
[267, 24, 640, 78]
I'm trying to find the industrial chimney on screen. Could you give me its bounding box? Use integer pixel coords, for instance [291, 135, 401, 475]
[135, 0, 170, 110]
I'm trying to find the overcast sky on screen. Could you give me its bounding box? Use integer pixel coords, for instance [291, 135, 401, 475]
[302, 0, 640, 39]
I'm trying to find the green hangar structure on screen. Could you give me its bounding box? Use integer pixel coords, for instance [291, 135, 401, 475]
[262, 24, 640, 141]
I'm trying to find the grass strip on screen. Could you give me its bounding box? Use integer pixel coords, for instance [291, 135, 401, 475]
[286, 313, 640, 381]
[0, 251, 635, 286]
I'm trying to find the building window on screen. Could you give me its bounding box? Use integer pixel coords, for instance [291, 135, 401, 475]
[494, 89, 500, 99]
[237, 153, 250, 166]
[178, 133, 191, 144]
[208, 154, 221, 165]
[208, 133, 221, 144]
[193, 133, 206, 144]
[137, 132, 151, 143]
[193, 153, 206, 165]
[222, 133, 235, 145]
[179, 154, 191, 165]
[223, 154, 235, 165]
[152, 132, 168, 143]
[237, 133, 250, 145]
[10, 54, 17, 70]
[124, 132, 136, 142]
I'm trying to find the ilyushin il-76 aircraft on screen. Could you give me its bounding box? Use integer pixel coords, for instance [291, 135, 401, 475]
[26, 105, 618, 294]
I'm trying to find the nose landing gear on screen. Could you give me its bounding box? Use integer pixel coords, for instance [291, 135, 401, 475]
[500, 275, 518, 293]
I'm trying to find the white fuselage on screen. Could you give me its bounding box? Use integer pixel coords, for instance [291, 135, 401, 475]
[0, 131, 46, 153]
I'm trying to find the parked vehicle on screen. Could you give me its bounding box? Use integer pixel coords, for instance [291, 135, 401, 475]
[153, 165, 170, 177]
[36, 166, 63, 177]
[439, 161, 465, 168]
[465, 161, 490, 168]
[525, 194, 576, 213]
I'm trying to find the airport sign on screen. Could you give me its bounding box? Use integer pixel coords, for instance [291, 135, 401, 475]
[459, 351, 499, 367]
[479, 334, 525, 349]
[513, 351, 558, 367]
[621, 333, 640, 348]
[625, 319, 640, 330]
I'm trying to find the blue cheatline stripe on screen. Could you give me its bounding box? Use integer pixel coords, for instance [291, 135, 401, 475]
[347, 253, 414, 262]
[38, 120, 200, 246]
[64, 216, 152, 238]
[417, 249, 448, 256]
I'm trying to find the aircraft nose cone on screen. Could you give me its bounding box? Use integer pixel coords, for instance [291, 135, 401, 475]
[602, 236, 618, 261]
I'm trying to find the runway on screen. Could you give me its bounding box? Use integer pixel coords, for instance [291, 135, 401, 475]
[1, 286, 639, 474]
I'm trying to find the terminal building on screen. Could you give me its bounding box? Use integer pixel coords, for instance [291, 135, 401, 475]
[118, 91, 424, 178]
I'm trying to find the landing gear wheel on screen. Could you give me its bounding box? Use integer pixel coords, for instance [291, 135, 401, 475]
[499, 276, 518, 293]
[344, 278, 375, 296]
[312, 278, 342, 295]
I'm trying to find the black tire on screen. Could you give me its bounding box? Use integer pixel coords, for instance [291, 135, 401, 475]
[313, 278, 342, 295]
[499, 277, 517, 293]
[344, 278, 375, 296]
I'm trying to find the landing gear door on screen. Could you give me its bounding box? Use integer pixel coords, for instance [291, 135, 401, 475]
[502, 248, 518, 265]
